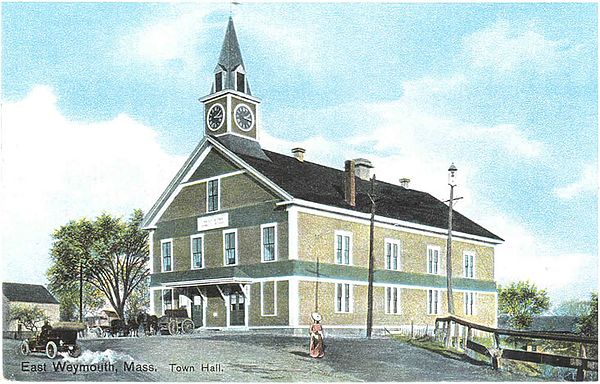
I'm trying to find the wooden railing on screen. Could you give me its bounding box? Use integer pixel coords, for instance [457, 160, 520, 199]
[435, 315, 598, 381]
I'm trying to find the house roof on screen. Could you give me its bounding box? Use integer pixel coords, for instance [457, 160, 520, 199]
[2, 282, 59, 305]
[213, 136, 502, 241]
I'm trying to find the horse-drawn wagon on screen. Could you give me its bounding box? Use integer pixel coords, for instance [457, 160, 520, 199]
[157, 309, 194, 335]
[20, 322, 85, 359]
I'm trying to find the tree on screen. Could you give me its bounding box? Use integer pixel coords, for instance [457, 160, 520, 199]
[125, 276, 150, 320]
[498, 281, 550, 329]
[552, 298, 591, 317]
[577, 292, 598, 337]
[47, 280, 105, 321]
[48, 209, 149, 319]
[10, 304, 49, 331]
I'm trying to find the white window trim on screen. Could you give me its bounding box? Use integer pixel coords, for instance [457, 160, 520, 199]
[206, 177, 221, 213]
[214, 71, 223, 92]
[260, 281, 278, 317]
[384, 238, 401, 271]
[334, 283, 354, 313]
[464, 292, 476, 316]
[260, 223, 278, 263]
[160, 238, 173, 272]
[427, 289, 441, 315]
[333, 230, 353, 266]
[426, 245, 441, 275]
[463, 251, 476, 279]
[223, 229, 238, 266]
[384, 286, 401, 315]
[190, 234, 205, 270]
[234, 67, 246, 93]
[148, 230, 155, 274]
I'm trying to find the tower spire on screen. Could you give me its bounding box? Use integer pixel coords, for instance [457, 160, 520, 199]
[213, 17, 250, 95]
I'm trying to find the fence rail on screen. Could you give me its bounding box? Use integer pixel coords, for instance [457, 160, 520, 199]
[435, 315, 598, 381]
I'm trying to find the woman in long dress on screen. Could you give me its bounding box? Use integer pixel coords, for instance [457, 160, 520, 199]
[309, 312, 324, 358]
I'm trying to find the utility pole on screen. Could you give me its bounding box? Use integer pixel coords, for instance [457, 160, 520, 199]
[366, 174, 376, 338]
[79, 258, 83, 322]
[446, 163, 457, 315]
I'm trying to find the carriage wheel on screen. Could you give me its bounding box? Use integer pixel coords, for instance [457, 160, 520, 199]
[168, 319, 178, 335]
[46, 341, 58, 359]
[181, 319, 194, 334]
[20, 341, 30, 356]
[68, 345, 82, 358]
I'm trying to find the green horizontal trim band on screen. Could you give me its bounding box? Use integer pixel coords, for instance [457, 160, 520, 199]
[150, 260, 497, 292]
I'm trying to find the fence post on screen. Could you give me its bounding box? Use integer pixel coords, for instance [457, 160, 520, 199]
[576, 343, 587, 381]
[461, 325, 468, 351]
[445, 321, 452, 348]
[411, 321, 414, 339]
[453, 322, 460, 348]
[434, 320, 439, 341]
[491, 332, 502, 370]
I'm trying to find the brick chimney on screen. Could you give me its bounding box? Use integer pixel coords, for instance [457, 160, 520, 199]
[291, 147, 305, 162]
[399, 178, 411, 188]
[344, 160, 356, 207]
[353, 158, 373, 180]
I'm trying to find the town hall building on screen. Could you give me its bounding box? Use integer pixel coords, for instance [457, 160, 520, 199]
[142, 18, 503, 334]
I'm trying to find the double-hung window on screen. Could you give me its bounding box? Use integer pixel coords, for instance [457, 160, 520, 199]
[207, 179, 220, 212]
[427, 289, 440, 315]
[161, 239, 173, 272]
[261, 224, 277, 262]
[223, 229, 237, 266]
[335, 283, 352, 313]
[335, 231, 352, 265]
[385, 286, 400, 314]
[464, 292, 475, 315]
[191, 235, 204, 269]
[385, 239, 401, 270]
[427, 245, 440, 274]
[464, 252, 475, 278]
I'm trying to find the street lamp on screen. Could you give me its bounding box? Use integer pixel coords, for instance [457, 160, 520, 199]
[446, 163, 457, 315]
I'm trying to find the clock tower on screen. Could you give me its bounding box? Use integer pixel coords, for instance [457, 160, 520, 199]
[200, 17, 261, 142]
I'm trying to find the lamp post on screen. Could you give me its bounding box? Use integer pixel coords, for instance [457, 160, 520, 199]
[446, 163, 457, 315]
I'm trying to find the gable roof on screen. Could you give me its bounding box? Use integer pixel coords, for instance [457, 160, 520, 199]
[2, 282, 59, 305]
[214, 136, 502, 242]
[143, 134, 502, 242]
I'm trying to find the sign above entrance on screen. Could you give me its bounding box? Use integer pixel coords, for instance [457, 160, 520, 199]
[197, 212, 229, 231]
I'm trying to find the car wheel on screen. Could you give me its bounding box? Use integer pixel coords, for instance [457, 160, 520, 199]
[46, 341, 58, 359]
[68, 345, 82, 358]
[168, 320, 178, 335]
[20, 341, 30, 356]
[182, 319, 194, 334]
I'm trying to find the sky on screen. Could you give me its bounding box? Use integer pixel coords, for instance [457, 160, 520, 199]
[1, 2, 597, 308]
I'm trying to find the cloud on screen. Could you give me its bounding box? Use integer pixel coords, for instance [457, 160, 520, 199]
[479, 212, 597, 303]
[0, 86, 184, 284]
[554, 163, 598, 200]
[463, 19, 569, 73]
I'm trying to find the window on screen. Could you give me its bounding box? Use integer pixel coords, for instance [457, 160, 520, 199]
[215, 72, 223, 92]
[427, 245, 440, 274]
[260, 281, 277, 316]
[464, 292, 475, 315]
[191, 235, 204, 269]
[335, 231, 352, 265]
[385, 286, 400, 314]
[236, 72, 245, 93]
[385, 239, 401, 270]
[162, 289, 173, 313]
[427, 289, 440, 315]
[335, 283, 352, 313]
[207, 179, 220, 212]
[161, 239, 173, 272]
[223, 230, 237, 266]
[464, 252, 475, 278]
[261, 224, 277, 262]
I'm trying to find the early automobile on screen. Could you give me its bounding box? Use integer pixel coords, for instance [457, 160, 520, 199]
[20, 322, 85, 359]
[157, 309, 194, 335]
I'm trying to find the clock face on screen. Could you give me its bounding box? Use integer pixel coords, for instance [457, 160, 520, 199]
[234, 104, 254, 131]
[207, 104, 225, 131]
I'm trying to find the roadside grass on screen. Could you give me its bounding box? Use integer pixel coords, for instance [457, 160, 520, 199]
[391, 334, 489, 366]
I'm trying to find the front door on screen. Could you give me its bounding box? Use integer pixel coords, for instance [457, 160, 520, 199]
[229, 292, 245, 326]
[192, 295, 203, 327]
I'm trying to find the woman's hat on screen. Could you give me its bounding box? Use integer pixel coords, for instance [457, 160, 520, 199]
[311, 312, 322, 322]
